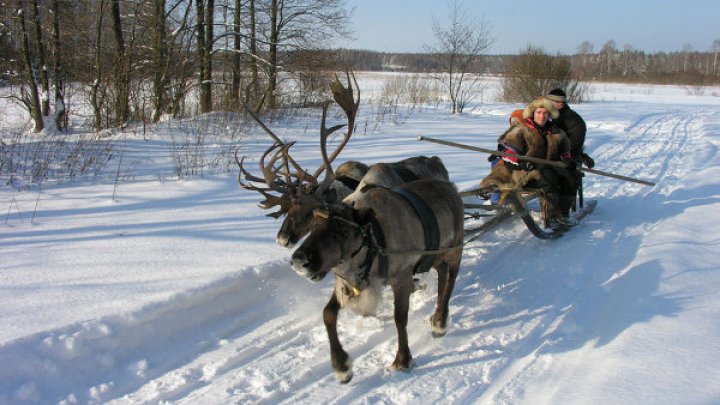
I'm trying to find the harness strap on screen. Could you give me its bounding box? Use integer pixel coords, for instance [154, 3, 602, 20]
[392, 187, 439, 275]
[357, 216, 388, 283]
[333, 175, 360, 191]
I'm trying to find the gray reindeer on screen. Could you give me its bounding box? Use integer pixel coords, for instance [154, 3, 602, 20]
[290, 179, 465, 383]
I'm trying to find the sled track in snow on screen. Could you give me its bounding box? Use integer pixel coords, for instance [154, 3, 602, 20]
[594, 109, 704, 198]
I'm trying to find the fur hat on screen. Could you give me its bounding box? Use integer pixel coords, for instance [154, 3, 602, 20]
[522, 97, 559, 120]
[546, 88, 566, 103]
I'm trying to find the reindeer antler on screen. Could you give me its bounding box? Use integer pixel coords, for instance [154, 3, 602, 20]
[238, 70, 360, 217]
[315, 69, 361, 180]
[236, 144, 297, 218]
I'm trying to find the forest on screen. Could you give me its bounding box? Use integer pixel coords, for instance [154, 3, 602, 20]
[1, 0, 719, 133]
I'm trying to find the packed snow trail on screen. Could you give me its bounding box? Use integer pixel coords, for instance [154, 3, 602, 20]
[3, 83, 720, 404]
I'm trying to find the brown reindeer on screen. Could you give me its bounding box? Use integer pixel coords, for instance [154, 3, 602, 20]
[290, 179, 465, 383]
[239, 71, 450, 247]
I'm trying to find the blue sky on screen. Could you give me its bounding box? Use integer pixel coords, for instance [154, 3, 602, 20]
[343, 0, 720, 54]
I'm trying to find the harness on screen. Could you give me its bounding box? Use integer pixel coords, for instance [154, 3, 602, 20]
[352, 186, 441, 285]
[393, 187, 439, 275]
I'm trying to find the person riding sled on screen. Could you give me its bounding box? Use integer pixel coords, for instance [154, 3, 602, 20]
[481, 96, 578, 230]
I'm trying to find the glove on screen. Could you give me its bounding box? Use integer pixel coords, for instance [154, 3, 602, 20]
[581, 152, 595, 169]
[563, 159, 579, 170]
[518, 160, 534, 171]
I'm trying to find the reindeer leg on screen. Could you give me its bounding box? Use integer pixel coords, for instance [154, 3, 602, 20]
[430, 261, 448, 337]
[324, 291, 353, 383]
[431, 257, 460, 337]
[390, 279, 414, 371]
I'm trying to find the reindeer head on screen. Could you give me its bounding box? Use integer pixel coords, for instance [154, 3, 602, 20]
[276, 192, 325, 247]
[290, 204, 373, 285]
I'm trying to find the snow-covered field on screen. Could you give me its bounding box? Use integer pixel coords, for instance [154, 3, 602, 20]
[2, 75, 720, 404]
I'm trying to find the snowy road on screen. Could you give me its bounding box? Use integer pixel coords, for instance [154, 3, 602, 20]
[2, 82, 720, 404]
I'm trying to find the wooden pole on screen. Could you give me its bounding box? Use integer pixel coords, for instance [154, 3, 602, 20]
[418, 136, 656, 187]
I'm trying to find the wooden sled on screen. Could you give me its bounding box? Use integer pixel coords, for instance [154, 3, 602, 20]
[461, 185, 597, 242]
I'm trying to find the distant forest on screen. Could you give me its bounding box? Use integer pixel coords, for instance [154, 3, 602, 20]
[3, 0, 717, 134]
[334, 45, 720, 86]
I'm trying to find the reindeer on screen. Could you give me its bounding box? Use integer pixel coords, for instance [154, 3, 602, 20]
[290, 179, 465, 383]
[238, 71, 449, 247]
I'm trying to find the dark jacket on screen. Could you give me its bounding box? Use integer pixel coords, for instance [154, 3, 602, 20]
[554, 105, 586, 160]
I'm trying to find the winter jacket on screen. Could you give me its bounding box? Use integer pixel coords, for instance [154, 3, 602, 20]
[498, 115, 571, 165]
[554, 104, 586, 160]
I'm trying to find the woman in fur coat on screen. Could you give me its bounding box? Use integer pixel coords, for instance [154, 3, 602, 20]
[481, 97, 578, 229]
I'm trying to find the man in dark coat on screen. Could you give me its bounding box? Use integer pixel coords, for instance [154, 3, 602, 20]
[545, 89, 595, 225]
[546, 88, 594, 169]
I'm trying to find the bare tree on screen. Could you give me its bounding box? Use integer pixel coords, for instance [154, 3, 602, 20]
[682, 43, 693, 72]
[16, 3, 44, 132]
[501, 45, 587, 103]
[150, 0, 167, 122]
[425, 0, 493, 114]
[576, 41, 594, 79]
[259, 0, 351, 110]
[195, 0, 213, 113]
[599, 40, 617, 78]
[28, 0, 49, 116]
[90, 0, 106, 132]
[50, 0, 67, 130]
[110, 0, 129, 126]
[266, 0, 279, 109]
[248, 0, 260, 109]
[229, 0, 242, 109]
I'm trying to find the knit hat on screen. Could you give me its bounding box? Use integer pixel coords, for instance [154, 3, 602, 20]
[546, 88, 566, 103]
[522, 97, 559, 120]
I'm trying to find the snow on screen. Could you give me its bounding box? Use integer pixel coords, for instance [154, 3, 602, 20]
[2, 76, 720, 404]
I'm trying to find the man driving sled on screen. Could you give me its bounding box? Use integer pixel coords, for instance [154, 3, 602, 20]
[482, 97, 578, 230]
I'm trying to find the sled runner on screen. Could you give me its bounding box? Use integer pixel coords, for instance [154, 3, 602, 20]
[461, 186, 597, 241]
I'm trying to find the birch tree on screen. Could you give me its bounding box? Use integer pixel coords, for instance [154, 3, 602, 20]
[426, 0, 493, 113]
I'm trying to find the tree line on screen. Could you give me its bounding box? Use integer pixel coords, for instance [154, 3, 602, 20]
[1, 0, 350, 133]
[1, 0, 719, 134]
[338, 41, 720, 86]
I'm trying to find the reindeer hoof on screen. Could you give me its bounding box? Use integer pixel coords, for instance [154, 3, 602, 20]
[431, 326, 447, 337]
[430, 313, 448, 337]
[334, 356, 353, 383]
[390, 357, 415, 371]
[335, 369, 353, 384]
